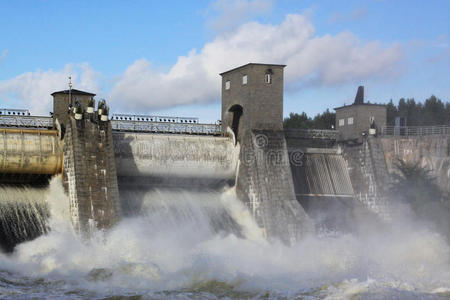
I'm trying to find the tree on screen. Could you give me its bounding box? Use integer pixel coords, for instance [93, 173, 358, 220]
[386, 95, 448, 126]
[312, 109, 335, 129]
[283, 112, 312, 129]
[284, 95, 448, 129]
[386, 99, 397, 126]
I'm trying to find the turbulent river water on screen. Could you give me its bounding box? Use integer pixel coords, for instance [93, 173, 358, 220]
[0, 177, 449, 299]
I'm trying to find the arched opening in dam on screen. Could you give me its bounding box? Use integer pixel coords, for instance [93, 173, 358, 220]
[228, 104, 243, 143]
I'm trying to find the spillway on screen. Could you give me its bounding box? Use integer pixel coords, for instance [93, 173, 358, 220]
[0, 185, 48, 252]
[113, 133, 240, 221]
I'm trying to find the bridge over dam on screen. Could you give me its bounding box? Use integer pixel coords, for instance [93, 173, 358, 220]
[0, 63, 448, 251]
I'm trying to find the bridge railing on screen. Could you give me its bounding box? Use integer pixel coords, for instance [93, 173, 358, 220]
[0, 115, 222, 135]
[0, 115, 53, 128]
[111, 120, 222, 135]
[380, 125, 450, 136]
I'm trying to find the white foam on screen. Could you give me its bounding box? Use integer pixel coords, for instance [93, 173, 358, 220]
[0, 178, 448, 297]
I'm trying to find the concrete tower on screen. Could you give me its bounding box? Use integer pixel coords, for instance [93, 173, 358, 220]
[220, 63, 286, 140]
[52, 89, 96, 126]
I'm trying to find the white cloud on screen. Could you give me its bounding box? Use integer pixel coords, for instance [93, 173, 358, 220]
[0, 49, 8, 62]
[328, 7, 368, 24]
[207, 0, 273, 32]
[0, 13, 403, 115]
[0, 63, 100, 115]
[110, 14, 403, 111]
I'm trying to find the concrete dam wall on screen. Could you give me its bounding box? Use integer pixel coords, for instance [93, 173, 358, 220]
[341, 137, 392, 220]
[380, 135, 450, 196]
[235, 130, 313, 244]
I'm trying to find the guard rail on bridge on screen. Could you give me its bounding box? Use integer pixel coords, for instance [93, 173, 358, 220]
[0, 115, 53, 128]
[111, 119, 222, 135]
[380, 125, 450, 136]
[0, 115, 222, 135]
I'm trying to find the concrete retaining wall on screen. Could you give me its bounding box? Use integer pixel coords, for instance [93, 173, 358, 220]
[235, 130, 313, 244]
[63, 117, 121, 234]
[380, 136, 450, 196]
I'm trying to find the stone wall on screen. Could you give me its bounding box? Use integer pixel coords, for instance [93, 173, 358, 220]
[63, 117, 121, 235]
[380, 135, 450, 196]
[341, 136, 391, 220]
[235, 130, 313, 244]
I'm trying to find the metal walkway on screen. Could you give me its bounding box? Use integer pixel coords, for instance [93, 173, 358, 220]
[0, 115, 53, 128]
[110, 119, 221, 135]
[0, 115, 222, 135]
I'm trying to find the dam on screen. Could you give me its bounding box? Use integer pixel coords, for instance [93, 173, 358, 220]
[0, 63, 449, 251]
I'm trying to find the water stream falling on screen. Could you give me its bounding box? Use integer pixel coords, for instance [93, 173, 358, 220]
[0, 185, 49, 252]
[0, 177, 448, 299]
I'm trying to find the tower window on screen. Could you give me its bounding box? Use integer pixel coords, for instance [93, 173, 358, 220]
[347, 117, 354, 125]
[225, 80, 230, 90]
[242, 75, 248, 85]
[339, 119, 345, 127]
[265, 73, 272, 84]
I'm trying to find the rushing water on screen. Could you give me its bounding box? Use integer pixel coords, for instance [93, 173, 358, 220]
[0, 177, 449, 299]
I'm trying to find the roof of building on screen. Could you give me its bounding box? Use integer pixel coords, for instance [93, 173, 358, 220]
[51, 89, 96, 96]
[334, 103, 387, 110]
[219, 63, 286, 76]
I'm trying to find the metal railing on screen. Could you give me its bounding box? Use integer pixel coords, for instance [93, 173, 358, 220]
[0, 115, 53, 128]
[284, 128, 339, 140]
[111, 119, 222, 135]
[381, 125, 450, 136]
[111, 113, 199, 124]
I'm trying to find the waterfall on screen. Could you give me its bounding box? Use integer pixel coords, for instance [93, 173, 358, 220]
[0, 185, 49, 252]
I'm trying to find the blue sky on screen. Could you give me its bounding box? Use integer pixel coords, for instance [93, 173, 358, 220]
[0, 0, 448, 122]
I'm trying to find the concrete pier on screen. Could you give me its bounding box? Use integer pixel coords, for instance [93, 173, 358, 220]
[62, 113, 121, 234]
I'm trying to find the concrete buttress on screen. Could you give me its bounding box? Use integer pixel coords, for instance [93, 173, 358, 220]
[63, 116, 121, 235]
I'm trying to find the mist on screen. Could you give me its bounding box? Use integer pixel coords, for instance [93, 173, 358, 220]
[0, 177, 448, 299]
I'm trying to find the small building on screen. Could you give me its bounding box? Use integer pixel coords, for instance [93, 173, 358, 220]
[334, 86, 386, 141]
[52, 89, 96, 126]
[220, 63, 285, 140]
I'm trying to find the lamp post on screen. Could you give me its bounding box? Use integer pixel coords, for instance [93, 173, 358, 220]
[68, 76, 73, 107]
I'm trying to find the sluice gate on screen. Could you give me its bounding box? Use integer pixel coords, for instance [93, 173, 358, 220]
[113, 132, 238, 184]
[0, 129, 62, 175]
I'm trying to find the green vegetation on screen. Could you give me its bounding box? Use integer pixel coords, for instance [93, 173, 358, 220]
[283, 109, 335, 129]
[284, 95, 449, 129]
[386, 95, 450, 126]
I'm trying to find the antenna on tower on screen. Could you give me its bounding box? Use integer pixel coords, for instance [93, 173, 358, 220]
[68, 76, 73, 107]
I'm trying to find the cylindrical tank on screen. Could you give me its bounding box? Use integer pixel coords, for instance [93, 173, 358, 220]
[113, 132, 238, 180]
[0, 129, 63, 175]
